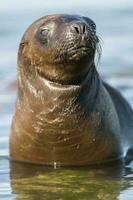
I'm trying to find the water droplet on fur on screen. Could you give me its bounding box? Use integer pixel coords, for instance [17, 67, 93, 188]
[53, 162, 60, 169]
[64, 138, 69, 141]
[58, 136, 61, 140]
[54, 162, 57, 169]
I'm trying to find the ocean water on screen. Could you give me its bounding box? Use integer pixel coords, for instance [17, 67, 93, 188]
[0, 1, 133, 199]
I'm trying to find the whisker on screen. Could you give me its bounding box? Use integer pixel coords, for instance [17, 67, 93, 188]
[94, 35, 102, 66]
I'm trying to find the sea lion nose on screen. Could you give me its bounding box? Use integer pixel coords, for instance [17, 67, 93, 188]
[71, 22, 88, 35]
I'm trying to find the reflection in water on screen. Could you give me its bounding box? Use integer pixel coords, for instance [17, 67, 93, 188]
[10, 161, 133, 200]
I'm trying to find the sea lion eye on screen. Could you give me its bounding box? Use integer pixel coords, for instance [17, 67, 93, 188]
[37, 27, 50, 43]
[40, 28, 50, 37]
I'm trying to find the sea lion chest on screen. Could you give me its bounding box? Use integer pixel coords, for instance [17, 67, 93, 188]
[11, 77, 123, 165]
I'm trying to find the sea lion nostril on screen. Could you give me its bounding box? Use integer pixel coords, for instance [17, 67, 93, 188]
[72, 23, 87, 35]
[82, 24, 86, 34]
[71, 24, 80, 34]
[74, 26, 80, 34]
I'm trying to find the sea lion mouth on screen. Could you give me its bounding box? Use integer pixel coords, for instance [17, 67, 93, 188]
[53, 39, 98, 64]
[53, 45, 92, 63]
[68, 46, 93, 61]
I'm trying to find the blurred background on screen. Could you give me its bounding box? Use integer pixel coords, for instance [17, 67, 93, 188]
[0, 0, 133, 157]
[0, 1, 133, 200]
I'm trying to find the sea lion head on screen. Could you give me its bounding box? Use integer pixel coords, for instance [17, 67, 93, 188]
[19, 14, 100, 84]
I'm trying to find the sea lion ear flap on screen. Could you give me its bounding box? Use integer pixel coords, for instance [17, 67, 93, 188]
[82, 16, 96, 31]
[19, 36, 29, 55]
[20, 37, 29, 48]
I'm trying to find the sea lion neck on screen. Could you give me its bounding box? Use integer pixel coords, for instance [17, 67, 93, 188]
[36, 62, 96, 86]
[23, 64, 100, 112]
[26, 64, 98, 92]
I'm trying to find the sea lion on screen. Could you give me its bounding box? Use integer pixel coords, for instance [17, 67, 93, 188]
[10, 14, 133, 166]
